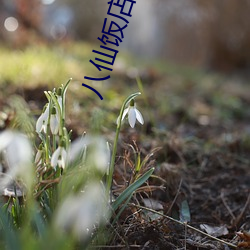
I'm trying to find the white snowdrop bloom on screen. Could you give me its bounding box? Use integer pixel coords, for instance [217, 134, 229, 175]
[67, 136, 110, 173]
[50, 106, 59, 135]
[120, 99, 144, 128]
[67, 136, 87, 164]
[36, 103, 50, 133]
[0, 130, 33, 189]
[0, 130, 13, 151]
[87, 137, 110, 173]
[54, 182, 109, 240]
[51, 145, 67, 169]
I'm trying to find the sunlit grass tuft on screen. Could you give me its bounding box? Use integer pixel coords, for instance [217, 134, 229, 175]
[0, 42, 96, 87]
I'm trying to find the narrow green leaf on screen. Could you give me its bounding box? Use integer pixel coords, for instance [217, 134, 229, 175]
[32, 209, 45, 237]
[179, 199, 191, 222]
[135, 152, 141, 172]
[0, 208, 21, 250]
[112, 167, 154, 211]
[112, 193, 133, 225]
[62, 78, 72, 98]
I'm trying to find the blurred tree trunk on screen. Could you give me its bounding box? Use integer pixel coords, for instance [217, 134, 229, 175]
[15, 0, 42, 45]
[61, 0, 107, 41]
[16, 0, 41, 31]
[156, 0, 250, 71]
[203, 0, 250, 71]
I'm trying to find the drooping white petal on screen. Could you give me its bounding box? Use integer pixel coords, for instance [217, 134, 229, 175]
[51, 147, 67, 169]
[68, 136, 109, 172]
[55, 182, 109, 240]
[44, 103, 50, 118]
[41, 121, 48, 133]
[92, 138, 110, 173]
[51, 147, 61, 168]
[57, 96, 63, 111]
[59, 148, 67, 169]
[67, 137, 88, 164]
[55, 195, 79, 232]
[50, 114, 59, 135]
[36, 113, 45, 133]
[61, 148, 67, 161]
[5, 133, 32, 170]
[116, 107, 129, 125]
[36, 104, 50, 134]
[0, 131, 33, 190]
[0, 130, 14, 151]
[121, 107, 129, 121]
[57, 158, 65, 169]
[135, 109, 144, 125]
[128, 107, 136, 128]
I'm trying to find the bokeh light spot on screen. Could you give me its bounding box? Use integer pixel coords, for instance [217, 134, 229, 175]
[4, 17, 19, 32]
[50, 24, 66, 40]
[41, 0, 55, 5]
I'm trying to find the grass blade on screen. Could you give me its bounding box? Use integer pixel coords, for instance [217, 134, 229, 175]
[112, 167, 154, 211]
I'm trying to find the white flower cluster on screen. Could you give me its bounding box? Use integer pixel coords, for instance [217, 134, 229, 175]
[35, 87, 110, 171]
[36, 92, 62, 135]
[35, 88, 67, 170]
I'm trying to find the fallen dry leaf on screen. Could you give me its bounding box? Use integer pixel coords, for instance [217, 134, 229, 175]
[200, 224, 228, 237]
[237, 231, 250, 248]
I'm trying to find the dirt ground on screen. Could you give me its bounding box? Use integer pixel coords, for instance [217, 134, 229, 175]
[1, 66, 250, 250]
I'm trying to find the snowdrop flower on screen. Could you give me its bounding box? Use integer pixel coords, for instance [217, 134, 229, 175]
[51, 142, 67, 169]
[121, 99, 144, 128]
[54, 182, 109, 240]
[36, 103, 50, 133]
[67, 136, 87, 164]
[50, 106, 59, 135]
[67, 135, 110, 173]
[87, 137, 110, 173]
[0, 130, 33, 190]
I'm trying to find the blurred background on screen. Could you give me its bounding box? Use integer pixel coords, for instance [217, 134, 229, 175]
[1, 0, 250, 72]
[1, 0, 250, 136]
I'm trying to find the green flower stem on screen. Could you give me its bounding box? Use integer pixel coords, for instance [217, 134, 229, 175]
[63, 127, 70, 150]
[106, 92, 141, 196]
[61, 78, 72, 127]
[52, 134, 56, 152]
[45, 96, 53, 164]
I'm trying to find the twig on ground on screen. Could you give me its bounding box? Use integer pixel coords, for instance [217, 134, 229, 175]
[130, 203, 238, 249]
[89, 245, 141, 248]
[221, 189, 236, 221]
